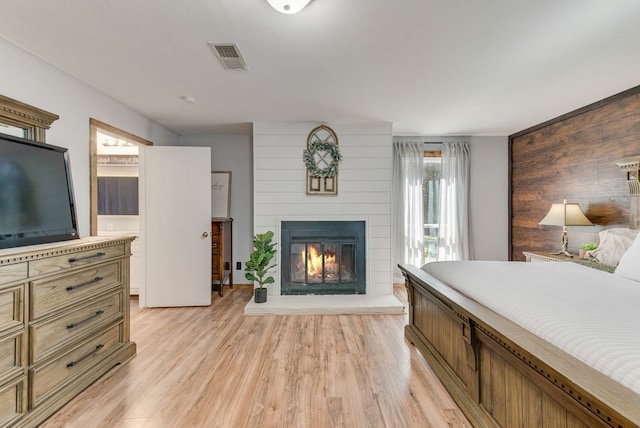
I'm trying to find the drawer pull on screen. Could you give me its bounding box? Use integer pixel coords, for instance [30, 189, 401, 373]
[66, 344, 104, 368]
[68, 252, 106, 263]
[66, 276, 104, 291]
[212, 243, 218, 248]
[66, 310, 105, 329]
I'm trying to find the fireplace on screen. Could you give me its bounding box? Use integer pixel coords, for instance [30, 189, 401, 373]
[281, 221, 366, 295]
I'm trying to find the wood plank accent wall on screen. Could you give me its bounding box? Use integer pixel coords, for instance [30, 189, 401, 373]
[510, 85, 640, 261]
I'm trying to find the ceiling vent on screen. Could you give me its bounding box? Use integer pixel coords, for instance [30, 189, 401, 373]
[208, 43, 248, 71]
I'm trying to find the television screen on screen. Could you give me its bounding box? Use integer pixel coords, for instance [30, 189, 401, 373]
[0, 132, 79, 249]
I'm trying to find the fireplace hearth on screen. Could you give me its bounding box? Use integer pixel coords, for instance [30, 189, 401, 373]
[281, 221, 366, 295]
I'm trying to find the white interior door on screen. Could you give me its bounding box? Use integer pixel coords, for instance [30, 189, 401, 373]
[139, 146, 211, 307]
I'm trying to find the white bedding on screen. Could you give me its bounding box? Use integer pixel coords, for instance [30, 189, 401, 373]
[422, 260, 640, 395]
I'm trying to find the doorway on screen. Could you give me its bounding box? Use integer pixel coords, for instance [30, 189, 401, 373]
[89, 118, 152, 302]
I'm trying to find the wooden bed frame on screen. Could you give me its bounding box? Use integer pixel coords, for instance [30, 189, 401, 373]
[399, 263, 640, 428]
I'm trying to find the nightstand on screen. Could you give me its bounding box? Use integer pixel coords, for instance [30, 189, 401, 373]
[522, 251, 578, 262]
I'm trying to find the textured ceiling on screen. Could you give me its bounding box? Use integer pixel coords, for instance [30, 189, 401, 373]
[1, 0, 639, 136]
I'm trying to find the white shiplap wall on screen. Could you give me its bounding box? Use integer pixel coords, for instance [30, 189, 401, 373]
[253, 121, 393, 297]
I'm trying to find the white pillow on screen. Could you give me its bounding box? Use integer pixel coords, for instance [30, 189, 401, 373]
[615, 232, 640, 282]
[586, 228, 639, 267]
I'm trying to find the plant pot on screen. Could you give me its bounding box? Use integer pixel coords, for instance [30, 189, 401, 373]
[254, 287, 267, 303]
[579, 249, 587, 259]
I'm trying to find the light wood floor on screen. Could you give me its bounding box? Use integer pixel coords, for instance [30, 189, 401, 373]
[40, 285, 470, 428]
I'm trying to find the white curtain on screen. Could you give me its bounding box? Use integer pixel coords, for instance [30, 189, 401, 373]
[438, 141, 471, 261]
[392, 140, 424, 282]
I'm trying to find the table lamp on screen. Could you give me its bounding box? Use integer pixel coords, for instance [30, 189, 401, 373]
[539, 199, 593, 257]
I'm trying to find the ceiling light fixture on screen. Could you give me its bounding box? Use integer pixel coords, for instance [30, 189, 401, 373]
[266, 0, 312, 14]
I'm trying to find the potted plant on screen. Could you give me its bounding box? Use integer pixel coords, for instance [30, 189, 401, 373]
[579, 242, 597, 259]
[244, 231, 277, 303]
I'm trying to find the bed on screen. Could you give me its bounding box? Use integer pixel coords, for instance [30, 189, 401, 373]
[398, 258, 640, 427]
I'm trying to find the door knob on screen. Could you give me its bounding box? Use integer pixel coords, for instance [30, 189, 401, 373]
[202, 232, 209, 238]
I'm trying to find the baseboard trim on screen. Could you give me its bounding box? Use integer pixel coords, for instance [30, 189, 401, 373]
[244, 293, 406, 316]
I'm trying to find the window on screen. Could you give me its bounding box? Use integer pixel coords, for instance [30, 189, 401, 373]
[97, 176, 139, 215]
[423, 151, 441, 262]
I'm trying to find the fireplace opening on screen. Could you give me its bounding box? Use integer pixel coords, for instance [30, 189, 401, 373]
[281, 221, 365, 295]
[290, 242, 356, 284]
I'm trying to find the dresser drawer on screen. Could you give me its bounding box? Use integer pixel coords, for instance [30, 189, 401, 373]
[0, 285, 23, 334]
[30, 323, 122, 407]
[30, 292, 122, 364]
[0, 262, 27, 286]
[211, 222, 222, 235]
[31, 262, 121, 320]
[211, 237, 221, 255]
[0, 376, 25, 427]
[211, 256, 221, 273]
[0, 331, 25, 383]
[29, 244, 125, 277]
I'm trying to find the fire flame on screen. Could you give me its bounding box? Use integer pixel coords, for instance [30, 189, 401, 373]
[301, 246, 337, 279]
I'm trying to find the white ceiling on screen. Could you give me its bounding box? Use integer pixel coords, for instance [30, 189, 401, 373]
[1, 0, 639, 137]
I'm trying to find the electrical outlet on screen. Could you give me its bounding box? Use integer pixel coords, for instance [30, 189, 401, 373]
[236, 262, 242, 270]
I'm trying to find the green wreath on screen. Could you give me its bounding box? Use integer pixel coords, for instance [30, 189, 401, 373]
[303, 141, 342, 177]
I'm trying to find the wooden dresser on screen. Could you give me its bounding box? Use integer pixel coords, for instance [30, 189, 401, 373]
[0, 236, 136, 427]
[211, 218, 233, 296]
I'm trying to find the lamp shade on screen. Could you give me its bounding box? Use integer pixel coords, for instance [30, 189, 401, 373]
[539, 200, 593, 226]
[266, 0, 312, 14]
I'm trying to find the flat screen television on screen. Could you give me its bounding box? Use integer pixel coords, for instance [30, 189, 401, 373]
[0, 132, 79, 249]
